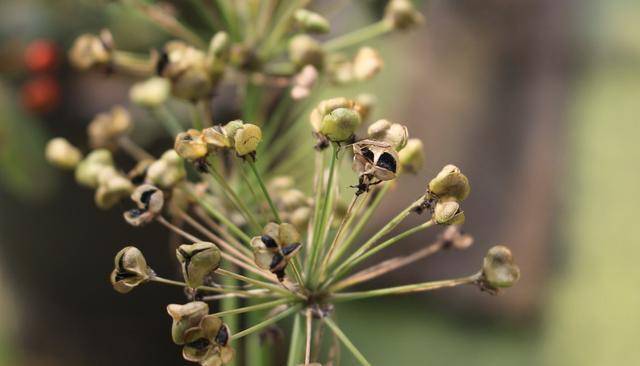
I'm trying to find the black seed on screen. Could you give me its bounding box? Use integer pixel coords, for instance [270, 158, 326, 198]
[139, 189, 157, 210]
[114, 271, 136, 282]
[376, 152, 397, 173]
[126, 208, 144, 218]
[274, 269, 286, 281]
[187, 338, 210, 350]
[269, 253, 284, 270]
[156, 51, 169, 75]
[361, 147, 374, 162]
[215, 325, 229, 346]
[261, 235, 279, 249]
[282, 243, 301, 257]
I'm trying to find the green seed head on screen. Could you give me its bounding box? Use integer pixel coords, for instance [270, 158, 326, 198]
[130, 77, 171, 108]
[167, 301, 209, 345]
[428, 164, 471, 201]
[433, 197, 465, 225]
[384, 0, 425, 31]
[320, 107, 362, 142]
[482, 245, 520, 289]
[294, 9, 331, 34]
[110, 246, 151, 294]
[45, 137, 83, 170]
[233, 123, 262, 156]
[288, 34, 324, 69]
[176, 242, 221, 288]
[398, 138, 425, 173]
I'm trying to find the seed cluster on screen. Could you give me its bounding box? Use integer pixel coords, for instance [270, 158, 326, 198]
[45, 1, 519, 365]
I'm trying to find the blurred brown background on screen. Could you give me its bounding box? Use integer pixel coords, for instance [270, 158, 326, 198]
[1, 0, 639, 365]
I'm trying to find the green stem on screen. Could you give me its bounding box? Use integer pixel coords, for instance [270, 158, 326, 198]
[258, 0, 305, 59]
[213, 298, 291, 317]
[323, 317, 371, 366]
[217, 268, 297, 298]
[247, 159, 282, 223]
[334, 220, 436, 282]
[186, 187, 252, 244]
[333, 183, 391, 264]
[207, 163, 262, 232]
[286, 313, 304, 366]
[332, 274, 481, 302]
[152, 105, 184, 138]
[323, 20, 393, 52]
[150, 276, 254, 296]
[231, 304, 302, 340]
[309, 144, 338, 284]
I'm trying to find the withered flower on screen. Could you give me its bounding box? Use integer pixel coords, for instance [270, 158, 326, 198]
[87, 105, 132, 149]
[124, 184, 164, 226]
[481, 245, 520, 290]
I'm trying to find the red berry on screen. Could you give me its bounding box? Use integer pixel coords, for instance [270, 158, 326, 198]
[24, 39, 58, 73]
[21, 76, 60, 113]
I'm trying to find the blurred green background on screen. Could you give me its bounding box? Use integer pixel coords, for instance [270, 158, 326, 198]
[1, 0, 639, 365]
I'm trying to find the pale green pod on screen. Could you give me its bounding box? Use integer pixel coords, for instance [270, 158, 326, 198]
[176, 242, 222, 288]
[75, 149, 114, 188]
[293, 9, 331, 34]
[384, 0, 425, 30]
[482, 245, 520, 288]
[288, 34, 324, 69]
[398, 138, 425, 173]
[174, 129, 208, 160]
[428, 164, 471, 201]
[129, 77, 171, 108]
[319, 107, 362, 142]
[233, 124, 262, 156]
[110, 246, 151, 294]
[45, 137, 83, 170]
[167, 301, 209, 345]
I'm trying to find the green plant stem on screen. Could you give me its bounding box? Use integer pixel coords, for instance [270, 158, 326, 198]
[305, 151, 326, 277]
[112, 51, 155, 76]
[323, 317, 371, 366]
[332, 274, 481, 302]
[258, 0, 306, 59]
[188, 0, 218, 31]
[150, 276, 255, 296]
[319, 194, 360, 275]
[186, 187, 252, 244]
[323, 20, 393, 52]
[334, 220, 436, 282]
[309, 144, 338, 285]
[212, 0, 240, 41]
[213, 298, 291, 317]
[151, 105, 184, 138]
[217, 268, 297, 298]
[247, 159, 282, 223]
[231, 304, 302, 341]
[207, 163, 262, 232]
[220, 263, 239, 366]
[286, 313, 304, 366]
[332, 183, 391, 264]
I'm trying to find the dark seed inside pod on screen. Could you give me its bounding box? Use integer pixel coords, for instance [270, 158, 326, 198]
[376, 152, 397, 173]
[281, 243, 301, 257]
[215, 325, 229, 346]
[261, 235, 279, 249]
[188, 338, 211, 350]
[126, 208, 144, 218]
[274, 269, 286, 281]
[140, 189, 157, 210]
[114, 271, 137, 281]
[269, 253, 285, 270]
[361, 147, 374, 162]
[156, 51, 169, 75]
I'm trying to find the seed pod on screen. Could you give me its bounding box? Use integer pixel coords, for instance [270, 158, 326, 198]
[175, 129, 208, 160]
[158, 41, 215, 100]
[75, 149, 114, 188]
[291, 65, 318, 100]
[207, 31, 231, 74]
[167, 302, 209, 345]
[182, 315, 233, 364]
[440, 225, 474, 250]
[68, 29, 113, 70]
[128, 159, 154, 185]
[319, 107, 362, 142]
[384, 0, 424, 31]
[355, 93, 377, 121]
[146, 150, 186, 188]
[367, 119, 409, 151]
[129, 77, 171, 108]
[87, 105, 132, 149]
[433, 198, 465, 225]
[250, 222, 302, 280]
[201, 346, 234, 366]
[124, 184, 164, 226]
[233, 124, 262, 156]
[45, 137, 83, 170]
[428, 164, 471, 201]
[353, 47, 384, 81]
[293, 9, 331, 34]
[398, 138, 424, 174]
[352, 139, 399, 182]
[309, 97, 356, 133]
[176, 242, 222, 288]
[482, 245, 520, 289]
[94, 167, 134, 210]
[202, 126, 232, 150]
[288, 34, 324, 70]
[110, 246, 151, 293]
[222, 120, 245, 145]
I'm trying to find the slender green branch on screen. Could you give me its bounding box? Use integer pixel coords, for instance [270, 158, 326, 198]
[332, 274, 481, 302]
[217, 268, 297, 298]
[185, 186, 252, 244]
[287, 313, 304, 366]
[247, 159, 282, 223]
[151, 105, 184, 138]
[323, 317, 371, 366]
[213, 298, 291, 317]
[323, 20, 393, 52]
[150, 276, 255, 296]
[231, 304, 302, 341]
[332, 220, 436, 282]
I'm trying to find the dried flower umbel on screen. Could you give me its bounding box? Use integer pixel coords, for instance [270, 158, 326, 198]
[47, 2, 519, 366]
